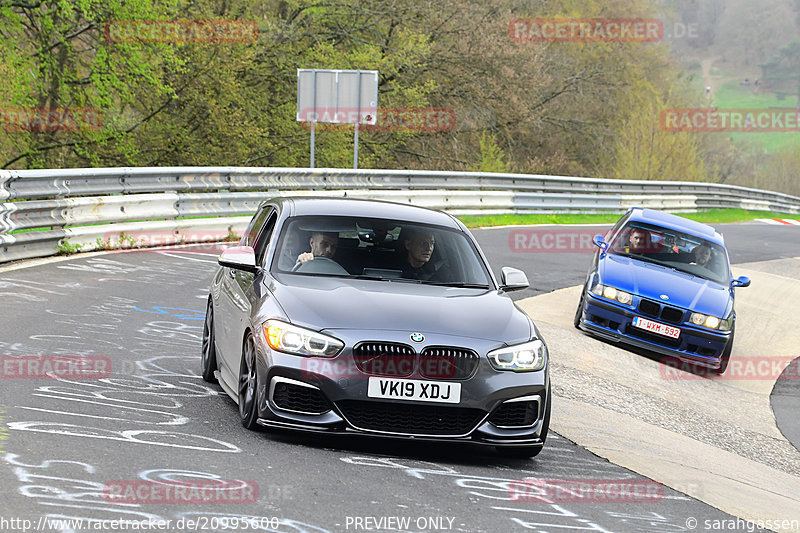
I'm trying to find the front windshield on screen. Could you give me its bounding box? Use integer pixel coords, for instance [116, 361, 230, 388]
[608, 222, 730, 284]
[271, 215, 493, 287]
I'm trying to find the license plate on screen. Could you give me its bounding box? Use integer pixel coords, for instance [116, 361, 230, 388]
[367, 377, 461, 404]
[631, 316, 681, 339]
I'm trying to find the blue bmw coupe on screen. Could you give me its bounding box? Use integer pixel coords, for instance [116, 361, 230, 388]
[574, 208, 750, 374]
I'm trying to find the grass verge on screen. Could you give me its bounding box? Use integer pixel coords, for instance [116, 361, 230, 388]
[457, 209, 795, 228]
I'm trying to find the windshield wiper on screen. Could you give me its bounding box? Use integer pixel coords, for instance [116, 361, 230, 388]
[426, 282, 490, 289]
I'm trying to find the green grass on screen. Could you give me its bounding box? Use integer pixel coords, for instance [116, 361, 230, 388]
[457, 209, 794, 228]
[711, 81, 800, 153]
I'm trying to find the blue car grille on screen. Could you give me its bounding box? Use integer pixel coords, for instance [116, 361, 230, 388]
[638, 299, 685, 325]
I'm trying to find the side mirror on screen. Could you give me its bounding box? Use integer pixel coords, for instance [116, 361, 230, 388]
[592, 235, 608, 250]
[218, 246, 260, 274]
[731, 276, 751, 288]
[499, 267, 529, 292]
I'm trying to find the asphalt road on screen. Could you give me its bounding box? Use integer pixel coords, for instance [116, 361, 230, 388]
[0, 221, 794, 533]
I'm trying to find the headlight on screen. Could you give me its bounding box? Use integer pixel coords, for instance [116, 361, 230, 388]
[263, 319, 343, 357]
[689, 313, 730, 331]
[488, 339, 547, 372]
[591, 284, 633, 306]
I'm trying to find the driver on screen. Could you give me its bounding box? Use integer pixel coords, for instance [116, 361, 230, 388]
[626, 228, 651, 253]
[296, 231, 339, 264]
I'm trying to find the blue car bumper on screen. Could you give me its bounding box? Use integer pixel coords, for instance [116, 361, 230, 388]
[578, 292, 732, 369]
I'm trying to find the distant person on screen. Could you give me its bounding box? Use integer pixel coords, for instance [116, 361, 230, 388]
[705, 85, 711, 97]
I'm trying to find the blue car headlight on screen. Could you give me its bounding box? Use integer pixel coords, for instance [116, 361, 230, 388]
[264, 319, 344, 357]
[488, 339, 547, 372]
[689, 313, 732, 331]
[590, 284, 633, 305]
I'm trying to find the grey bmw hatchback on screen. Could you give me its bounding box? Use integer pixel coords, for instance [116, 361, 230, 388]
[202, 197, 550, 457]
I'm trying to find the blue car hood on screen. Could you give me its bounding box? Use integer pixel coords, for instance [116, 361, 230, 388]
[269, 274, 532, 344]
[600, 254, 732, 317]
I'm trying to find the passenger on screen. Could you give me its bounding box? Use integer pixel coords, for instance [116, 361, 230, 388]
[691, 244, 712, 267]
[399, 228, 447, 281]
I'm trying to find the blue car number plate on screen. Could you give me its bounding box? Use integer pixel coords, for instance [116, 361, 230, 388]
[367, 377, 461, 404]
[632, 316, 681, 339]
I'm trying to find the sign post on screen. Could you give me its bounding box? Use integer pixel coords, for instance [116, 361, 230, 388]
[297, 69, 378, 169]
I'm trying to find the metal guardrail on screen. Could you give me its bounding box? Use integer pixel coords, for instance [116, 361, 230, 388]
[1, 167, 799, 264]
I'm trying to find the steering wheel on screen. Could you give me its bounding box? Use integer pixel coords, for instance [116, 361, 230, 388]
[292, 256, 349, 275]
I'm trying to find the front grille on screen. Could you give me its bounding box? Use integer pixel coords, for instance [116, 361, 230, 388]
[272, 381, 331, 415]
[419, 347, 479, 380]
[660, 306, 684, 324]
[337, 400, 485, 435]
[638, 299, 661, 317]
[353, 342, 416, 377]
[489, 400, 539, 428]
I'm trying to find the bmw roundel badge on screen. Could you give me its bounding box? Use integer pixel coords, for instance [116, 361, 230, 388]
[410, 332, 425, 343]
[660, 294, 670, 300]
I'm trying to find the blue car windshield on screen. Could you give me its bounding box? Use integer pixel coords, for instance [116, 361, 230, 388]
[271, 216, 493, 288]
[608, 222, 729, 284]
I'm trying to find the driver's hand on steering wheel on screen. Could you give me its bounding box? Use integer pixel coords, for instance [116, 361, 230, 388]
[297, 252, 314, 263]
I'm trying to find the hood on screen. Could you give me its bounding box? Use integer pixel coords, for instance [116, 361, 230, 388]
[268, 274, 532, 343]
[599, 254, 732, 317]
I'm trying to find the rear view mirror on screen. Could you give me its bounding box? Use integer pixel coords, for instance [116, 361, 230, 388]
[218, 246, 260, 274]
[499, 267, 529, 292]
[592, 235, 608, 250]
[731, 276, 750, 288]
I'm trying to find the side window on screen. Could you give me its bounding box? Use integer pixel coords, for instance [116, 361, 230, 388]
[254, 213, 278, 265]
[605, 212, 631, 242]
[242, 207, 270, 248]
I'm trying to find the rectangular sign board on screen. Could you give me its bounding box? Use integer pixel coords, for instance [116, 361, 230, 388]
[297, 69, 378, 125]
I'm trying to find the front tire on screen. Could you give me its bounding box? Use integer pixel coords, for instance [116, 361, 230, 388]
[500, 383, 551, 458]
[201, 301, 218, 383]
[712, 323, 734, 375]
[238, 334, 260, 430]
[573, 292, 585, 329]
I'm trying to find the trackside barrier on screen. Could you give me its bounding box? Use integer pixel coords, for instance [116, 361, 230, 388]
[1, 167, 799, 264]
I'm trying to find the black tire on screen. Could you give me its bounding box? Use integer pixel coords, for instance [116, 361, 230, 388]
[573, 292, 585, 329]
[238, 334, 261, 430]
[201, 301, 218, 383]
[711, 323, 734, 375]
[500, 383, 551, 458]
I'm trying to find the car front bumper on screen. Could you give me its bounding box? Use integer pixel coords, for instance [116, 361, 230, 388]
[578, 292, 731, 369]
[251, 329, 550, 447]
